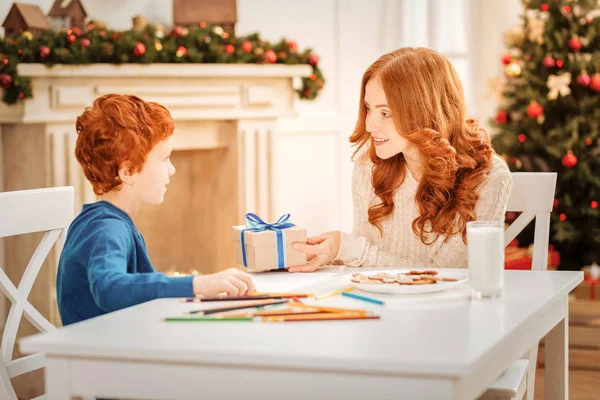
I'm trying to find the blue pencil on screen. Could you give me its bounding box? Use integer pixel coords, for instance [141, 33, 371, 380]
[341, 291, 385, 305]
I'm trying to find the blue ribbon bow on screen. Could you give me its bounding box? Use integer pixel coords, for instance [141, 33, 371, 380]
[241, 213, 295, 270]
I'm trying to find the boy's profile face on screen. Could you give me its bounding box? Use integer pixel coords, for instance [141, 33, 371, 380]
[131, 137, 176, 205]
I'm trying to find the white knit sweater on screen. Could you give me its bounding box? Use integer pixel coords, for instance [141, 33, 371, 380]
[335, 154, 512, 268]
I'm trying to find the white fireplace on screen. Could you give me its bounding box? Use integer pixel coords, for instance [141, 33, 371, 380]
[0, 63, 310, 325]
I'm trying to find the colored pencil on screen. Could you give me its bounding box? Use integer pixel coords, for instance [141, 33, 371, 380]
[221, 309, 326, 318]
[288, 302, 368, 315]
[314, 286, 354, 300]
[261, 312, 380, 322]
[341, 291, 385, 305]
[187, 299, 289, 315]
[165, 316, 254, 322]
[251, 292, 312, 298]
[180, 293, 312, 303]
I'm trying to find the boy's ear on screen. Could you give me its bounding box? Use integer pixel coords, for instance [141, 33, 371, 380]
[118, 161, 136, 186]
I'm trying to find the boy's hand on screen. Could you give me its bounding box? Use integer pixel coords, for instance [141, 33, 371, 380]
[193, 268, 256, 296]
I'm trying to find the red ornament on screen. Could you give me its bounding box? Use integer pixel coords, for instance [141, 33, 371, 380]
[577, 73, 591, 87]
[527, 102, 544, 119]
[111, 32, 122, 40]
[241, 41, 253, 53]
[585, 138, 593, 146]
[67, 34, 77, 43]
[265, 49, 277, 63]
[0, 73, 13, 89]
[99, 30, 106, 37]
[278, 51, 287, 60]
[590, 74, 600, 92]
[559, 213, 567, 221]
[563, 5, 571, 13]
[541, 3, 549, 11]
[495, 110, 508, 124]
[172, 26, 184, 37]
[80, 38, 91, 49]
[569, 36, 583, 52]
[17, 92, 24, 99]
[39, 45, 51, 59]
[501, 53, 512, 65]
[288, 41, 298, 52]
[303, 89, 311, 97]
[518, 134, 527, 142]
[553, 198, 559, 210]
[591, 201, 599, 209]
[561, 151, 578, 168]
[224, 44, 235, 54]
[542, 55, 555, 68]
[556, 59, 564, 67]
[175, 46, 187, 57]
[309, 74, 316, 81]
[133, 42, 146, 56]
[308, 53, 319, 65]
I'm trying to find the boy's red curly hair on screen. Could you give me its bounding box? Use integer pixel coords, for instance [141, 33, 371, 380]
[75, 94, 175, 195]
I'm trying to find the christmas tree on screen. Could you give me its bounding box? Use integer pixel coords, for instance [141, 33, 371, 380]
[491, 0, 600, 270]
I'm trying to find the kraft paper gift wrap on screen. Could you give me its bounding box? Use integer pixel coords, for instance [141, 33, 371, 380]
[232, 213, 307, 272]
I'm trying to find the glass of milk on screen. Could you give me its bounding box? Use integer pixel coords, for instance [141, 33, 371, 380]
[467, 221, 505, 299]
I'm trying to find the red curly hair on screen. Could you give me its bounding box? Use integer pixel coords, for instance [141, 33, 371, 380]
[350, 48, 494, 244]
[75, 94, 175, 195]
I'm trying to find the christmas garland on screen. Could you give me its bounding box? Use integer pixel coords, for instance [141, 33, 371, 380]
[0, 23, 325, 105]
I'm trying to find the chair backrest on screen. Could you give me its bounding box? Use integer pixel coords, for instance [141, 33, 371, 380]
[504, 173, 557, 271]
[0, 187, 74, 400]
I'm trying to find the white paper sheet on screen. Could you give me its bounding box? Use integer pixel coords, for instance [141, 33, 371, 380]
[250, 271, 340, 293]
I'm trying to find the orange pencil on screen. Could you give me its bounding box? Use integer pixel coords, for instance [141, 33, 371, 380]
[261, 312, 380, 322]
[288, 302, 367, 315]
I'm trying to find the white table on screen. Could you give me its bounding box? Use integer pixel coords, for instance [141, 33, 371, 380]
[20, 268, 582, 400]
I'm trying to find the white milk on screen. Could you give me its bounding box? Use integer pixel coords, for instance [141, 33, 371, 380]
[467, 222, 505, 298]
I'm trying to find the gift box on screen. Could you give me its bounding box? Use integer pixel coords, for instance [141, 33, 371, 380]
[504, 240, 560, 270]
[232, 213, 307, 272]
[573, 263, 600, 300]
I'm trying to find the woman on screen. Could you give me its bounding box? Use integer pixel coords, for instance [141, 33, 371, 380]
[291, 47, 512, 272]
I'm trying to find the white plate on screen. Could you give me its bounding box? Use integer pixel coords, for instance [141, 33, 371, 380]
[347, 268, 469, 295]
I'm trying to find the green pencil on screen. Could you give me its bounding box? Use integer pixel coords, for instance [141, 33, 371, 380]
[165, 316, 254, 322]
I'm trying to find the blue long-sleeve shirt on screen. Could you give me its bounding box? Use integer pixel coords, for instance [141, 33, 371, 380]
[57, 201, 194, 325]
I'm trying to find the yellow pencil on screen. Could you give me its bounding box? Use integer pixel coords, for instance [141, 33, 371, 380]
[314, 286, 354, 300]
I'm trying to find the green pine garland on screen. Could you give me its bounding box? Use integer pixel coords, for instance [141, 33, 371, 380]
[490, 0, 600, 269]
[0, 23, 325, 105]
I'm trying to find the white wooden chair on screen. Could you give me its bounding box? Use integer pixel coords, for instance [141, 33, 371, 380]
[0, 187, 74, 400]
[480, 172, 557, 400]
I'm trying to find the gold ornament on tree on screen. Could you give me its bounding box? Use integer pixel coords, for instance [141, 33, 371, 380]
[547, 72, 572, 100]
[505, 62, 522, 78]
[22, 31, 33, 40]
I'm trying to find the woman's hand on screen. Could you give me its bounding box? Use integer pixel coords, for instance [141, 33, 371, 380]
[289, 231, 341, 272]
[192, 268, 256, 296]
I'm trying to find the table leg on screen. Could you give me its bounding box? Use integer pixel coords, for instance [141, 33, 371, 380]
[545, 297, 568, 400]
[46, 357, 71, 400]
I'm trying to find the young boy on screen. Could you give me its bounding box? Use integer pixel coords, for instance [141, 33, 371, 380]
[57, 94, 255, 326]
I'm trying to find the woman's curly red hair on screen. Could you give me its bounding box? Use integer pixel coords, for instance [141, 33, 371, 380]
[350, 48, 494, 244]
[75, 94, 175, 195]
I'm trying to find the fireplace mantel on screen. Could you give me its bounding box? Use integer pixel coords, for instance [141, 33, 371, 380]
[0, 63, 311, 326]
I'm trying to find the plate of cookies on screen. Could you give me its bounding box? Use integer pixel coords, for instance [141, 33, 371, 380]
[349, 269, 469, 295]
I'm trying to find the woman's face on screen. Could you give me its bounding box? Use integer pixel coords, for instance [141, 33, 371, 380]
[364, 76, 412, 160]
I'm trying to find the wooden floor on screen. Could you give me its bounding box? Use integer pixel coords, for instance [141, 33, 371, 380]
[534, 368, 600, 400]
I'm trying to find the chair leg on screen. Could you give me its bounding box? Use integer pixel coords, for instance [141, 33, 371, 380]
[524, 342, 539, 400]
